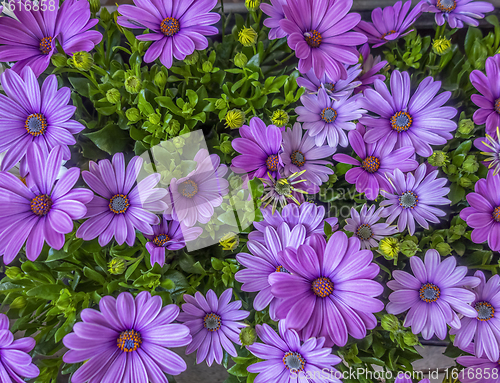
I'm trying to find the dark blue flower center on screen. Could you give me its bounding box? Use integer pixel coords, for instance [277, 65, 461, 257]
[275, 265, 290, 273]
[25, 113, 47, 136]
[31, 194, 52, 216]
[312, 277, 334, 298]
[291, 150, 305, 167]
[391, 111, 412, 132]
[362, 156, 380, 173]
[117, 330, 142, 352]
[419, 283, 440, 303]
[321, 107, 338, 123]
[323, 82, 335, 92]
[109, 194, 130, 214]
[356, 224, 373, 240]
[399, 191, 418, 209]
[475, 301, 495, 321]
[266, 155, 279, 172]
[495, 98, 500, 114]
[153, 233, 170, 247]
[283, 351, 306, 371]
[493, 206, 500, 222]
[39, 36, 53, 54]
[203, 313, 221, 331]
[436, 0, 457, 13]
[304, 30, 322, 48]
[179, 179, 198, 198]
[160, 17, 180, 36]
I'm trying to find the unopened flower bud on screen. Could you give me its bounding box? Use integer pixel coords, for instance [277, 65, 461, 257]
[458, 119, 474, 135]
[234, 52, 248, 68]
[381, 314, 399, 332]
[126, 108, 141, 123]
[238, 27, 258, 47]
[400, 240, 418, 257]
[71, 51, 94, 71]
[10, 296, 26, 309]
[432, 37, 451, 55]
[154, 71, 167, 89]
[106, 88, 121, 105]
[184, 51, 199, 65]
[245, 0, 260, 11]
[271, 110, 289, 128]
[202, 61, 213, 73]
[239, 326, 257, 346]
[225, 109, 245, 129]
[435, 242, 452, 256]
[125, 74, 142, 94]
[51, 53, 67, 68]
[220, 140, 233, 154]
[428, 151, 448, 167]
[108, 257, 127, 275]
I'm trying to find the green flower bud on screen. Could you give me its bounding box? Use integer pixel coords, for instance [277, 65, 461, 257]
[219, 233, 239, 251]
[381, 314, 399, 332]
[88, 0, 100, 14]
[108, 257, 127, 275]
[271, 110, 289, 128]
[446, 164, 458, 175]
[458, 118, 475, 135]
[404, 331, 419, 346]
[215, 99, 228, 110]
[172, 136, 185, 149]
[126, 108, 141, 123]
[229, 174, 243, 189]
[10, 296, 26, 309]
[328, 172, 338, 185]
[5, 267, 22, 280]
[238, 27, 258, 47]
[220, 140, 233, 154]
[239, 326, 257, 346]
[154, 71, 167, 89]
[106, 88, 121, 105]
[245, 0, 260, 11]
[400, 240, 418, 257]
[459, 177, 473, 188]
[428, 151, 449, 167]
[379, 237, 399, 259]
[432, 37, 452, 55]
[202, 61, 213, 73]
[51, 53, 67, 68]
[125, 74, 142, 94]
[166, 119, 181, 137]
[435, 242, 452, 256]
[148, 113, 161, 125]
[184, 51, 199, 65]
[450, 224, 466, 236]
[234, 52, 248, 68]
[462, 155, 479, 174]
[71, 51, 94, 71]
[100, 7, 112, 23]
[225, 109, 245, 129]
[55, 289, 73, 311]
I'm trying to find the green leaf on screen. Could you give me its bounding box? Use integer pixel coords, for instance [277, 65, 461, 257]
[178, 253, 205, 275]
[448, 182, 465, 205]
[26, 284, 64, 300]
[84, 123, 131, 154]
[125, 257, 143, 281]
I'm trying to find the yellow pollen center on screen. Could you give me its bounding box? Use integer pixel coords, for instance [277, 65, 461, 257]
[203, 313, 221, 332]
[117, 330, 142, 352]
[362, 156, 380, 173]
[109, 194, 130, 214]
[419, 283, 440, 303]
[266, 155, 279, 172]
[305, 30, 322, 48]
[25, 113, 47, 136]
[391, 111, 413, 132]
[160, 17, 180, 36]
[436, 0, 457, 13]
[31, 194, 52, 216]
[312, 277, 334, 298]
[153, 233, 170, 247]
[39, 36, 53, 54]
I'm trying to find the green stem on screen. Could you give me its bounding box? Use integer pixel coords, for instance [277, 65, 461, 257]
[434, 22, 446, 39]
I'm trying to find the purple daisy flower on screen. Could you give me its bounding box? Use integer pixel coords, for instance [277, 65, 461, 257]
[345, 204, 398, 249]
[0, 0, 101, 77]
[144, 214, 202, 267]
[76, 153, 168, 247]
[269, 232, 384, 347]
[457, 345, 500, 383]
[360, 70, 457, 157]
[247, 321, 342, 383]
[470, 54, 500, 136]
[296, 65, 362, 98]
[474, 129, 500, 175]
[63, 291, 191, 383]
[355, 0, 423, 48]
[279, 0, 367, 80]
[261, 0, 287, 40]
[236, 223, 307, 320]
[333, 128, 418, 200]
[281, 122, 335, 187]
[232, 117, 283, 180]
[451, 271, 500, 362]
[169, 149, 228, 227]
[460, 170, 500, 251]
[387, 249, 479, 340]
[356, 43, 388, 94]
[177, 288, 249, 366]
[248, 202, 338, 243]
[421, 0, 494, 29]
[0, 313, 39, 381]
[296, 88, 365, 149]
[117, 0, 220, 69]
[0, 67, 85, 172]
[0, 145, 92, 264]
[380, 163, 450, 235]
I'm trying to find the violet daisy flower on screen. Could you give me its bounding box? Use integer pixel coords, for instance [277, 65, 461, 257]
[380, 164, 450, 235]
[450, 271, 500, 362]
[474, 128, 500, 175]
[345, 204, 398, 249]
[248, 202, 338, 243]
[169, 149, 228, 227]
[281, 122, 335, 187]
[296, 88, 365, 149]
[387, 249, 479, 340]
[421, 0, 494, 29]
[460, 170, 500, 251]
[76, 153, 168, 247]
[144, 214, 202, 267]
[296, 65, 362, 98]
[0, 313, 39, 381]
[0, 67, 85, 171]
[457, 345, 500, 383]
[355, 0, 423, 48]
[333, 128, 418, 200]
[269, 232, 384, 347]
[177, 288, 249, 366]
[232, 117, 283, 180]
[63, 291, 191, 383]
[470, 55, 500, 136]
[0, 0, 101, 77]
[360, 70, 457, 157]
[0, 145, 92, 264]
[236, 223, 307, 320]
[356, 43, 388, 94]
[117, 0, 220, 69]
[279, 0, 367, 80]
[247, 321, 342, 383]
[261, 0, 287, 40]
